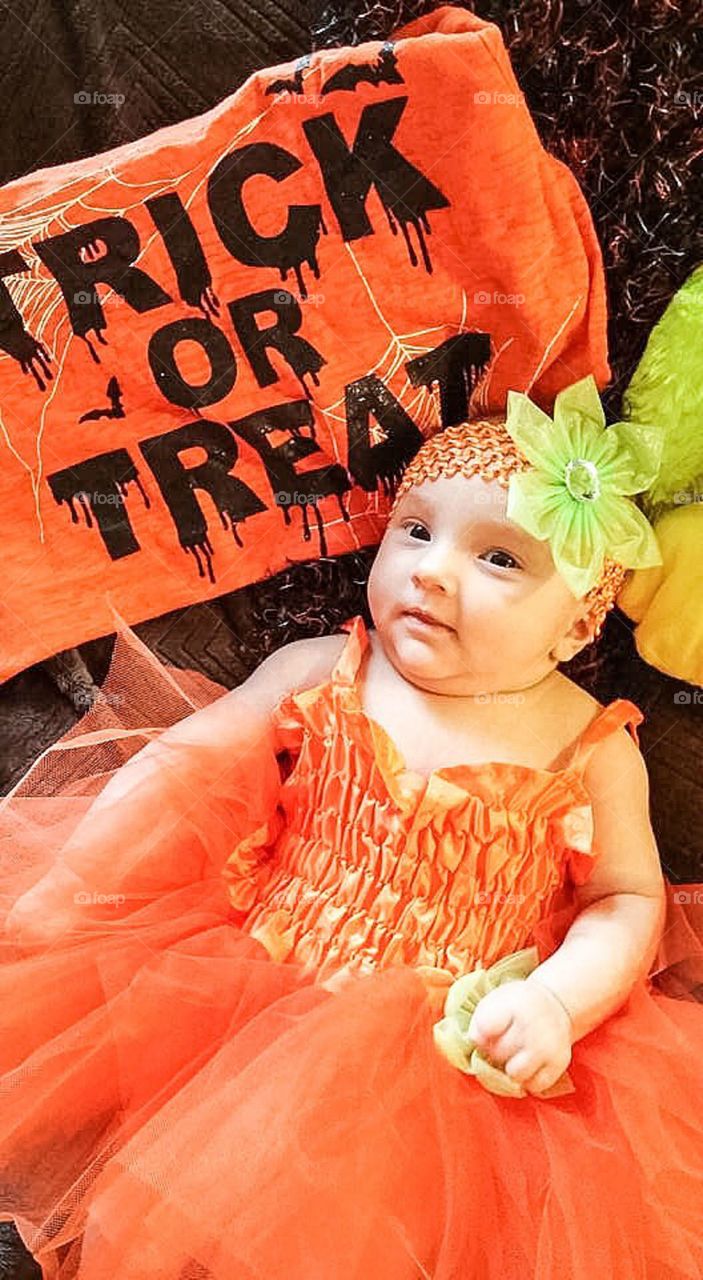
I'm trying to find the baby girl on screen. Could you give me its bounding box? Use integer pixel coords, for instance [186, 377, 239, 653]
[237, 392, 666, 1094]
[5, 376, 703, 1280]
[8, 378, 664, 1102]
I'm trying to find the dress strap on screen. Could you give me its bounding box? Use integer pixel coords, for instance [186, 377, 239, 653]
[330, 615, 370, 688]
[566, 699, 644, 775]
[271, 615, 367, 762]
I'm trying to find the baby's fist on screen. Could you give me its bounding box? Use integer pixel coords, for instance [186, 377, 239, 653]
[468, 975, 573, 1095]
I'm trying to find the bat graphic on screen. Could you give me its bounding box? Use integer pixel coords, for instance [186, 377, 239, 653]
[321, 43, 404, 94]
[266, 55, 311, 96]
[78, 375, 125, 423]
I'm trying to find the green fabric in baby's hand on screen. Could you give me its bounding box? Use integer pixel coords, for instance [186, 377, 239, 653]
[433, 946, 576, 1100]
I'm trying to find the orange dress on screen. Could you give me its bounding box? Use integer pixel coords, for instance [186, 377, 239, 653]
[1, 613, 703, 1280]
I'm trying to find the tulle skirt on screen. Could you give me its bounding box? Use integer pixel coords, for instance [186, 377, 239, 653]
[2, 620, 703, 1280]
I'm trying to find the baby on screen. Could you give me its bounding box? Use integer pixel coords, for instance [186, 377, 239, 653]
[359, 428, 665, 1094]
[7, 384, 666, 1102]
[8, 379, 703, 1280]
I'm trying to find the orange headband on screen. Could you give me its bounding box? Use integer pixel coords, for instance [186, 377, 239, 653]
[388, 418, 629, 640]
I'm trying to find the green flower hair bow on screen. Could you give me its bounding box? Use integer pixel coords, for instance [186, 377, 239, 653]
[503, 376, 664, 598]
[433, 946, 575, 1100]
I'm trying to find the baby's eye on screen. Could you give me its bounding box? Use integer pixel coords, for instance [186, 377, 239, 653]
[480, 548, 522, 570]
[402, 520, 431, 541]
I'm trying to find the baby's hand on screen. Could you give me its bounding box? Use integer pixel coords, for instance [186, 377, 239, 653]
[467, 976, 573, 1095]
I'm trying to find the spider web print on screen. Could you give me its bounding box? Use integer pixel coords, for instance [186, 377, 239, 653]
[0, 105, 270, 544]
[0, 86, 485, 558]
[0, 26, 589, 551]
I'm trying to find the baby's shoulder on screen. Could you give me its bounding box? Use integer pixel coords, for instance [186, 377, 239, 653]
[550, 674, 642, 776]
[243, 631, 346, 716]
[552, 672, 602, 722]
[285, 632, 348, 689]
[547, 675, 604, 770]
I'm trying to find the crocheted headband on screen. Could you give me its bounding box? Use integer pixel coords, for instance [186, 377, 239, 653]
[389, 376, 664, 640]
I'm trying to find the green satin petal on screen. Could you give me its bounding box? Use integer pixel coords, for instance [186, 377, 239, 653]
[551, 503, 606, 597]
[560, 494, 604, 569]
[553, 546, 603, 598]
[508, 474, 605, 595]
[432, 1017, 472, 1072]
[553, 374, 606, 435]
[584, 423, 619, 471]
[547, 414, 586, 469]
[597, 495, 664, 569]
[555, 406, 607, 469]
[472, 1051, 526, 1098]
[433, 946, 575, 1100]
[501, 379, 663, 600]
[504, 390, 562, 476]
[605, 422, 664, 493]
[505, 471, 561, 541]
[554, 494, 662, 594]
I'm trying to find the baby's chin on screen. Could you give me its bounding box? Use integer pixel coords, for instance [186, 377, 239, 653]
[389, 625, 535, 695]
[389, 623, 474, 686]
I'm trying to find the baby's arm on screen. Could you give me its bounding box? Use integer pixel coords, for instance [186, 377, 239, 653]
[467, 728, 666, 1094]
[6, 635, 342, 944]
[523, 726, 666, 1042]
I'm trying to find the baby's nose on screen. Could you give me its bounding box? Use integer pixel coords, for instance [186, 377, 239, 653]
[412, 545, 459, 590]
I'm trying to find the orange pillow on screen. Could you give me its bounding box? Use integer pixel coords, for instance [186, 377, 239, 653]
[0, 5, 608, 680]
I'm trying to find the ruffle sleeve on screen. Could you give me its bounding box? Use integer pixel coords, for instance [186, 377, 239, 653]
[222, 680, 332, 913]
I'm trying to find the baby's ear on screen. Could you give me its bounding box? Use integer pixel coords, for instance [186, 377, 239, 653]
[574, 611, 597, 648]
[552, 610, 597, 663]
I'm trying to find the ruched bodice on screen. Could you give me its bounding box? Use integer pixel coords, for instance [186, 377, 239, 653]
[224, 615, 644, 983]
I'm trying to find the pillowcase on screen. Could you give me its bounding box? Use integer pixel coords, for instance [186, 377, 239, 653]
[0, 4, 608, 680]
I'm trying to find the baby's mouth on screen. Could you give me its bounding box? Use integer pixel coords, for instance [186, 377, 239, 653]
[402, 608, 454, 632]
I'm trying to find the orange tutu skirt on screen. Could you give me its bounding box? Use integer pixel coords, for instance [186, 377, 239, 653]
[1, 622, 703, 1280]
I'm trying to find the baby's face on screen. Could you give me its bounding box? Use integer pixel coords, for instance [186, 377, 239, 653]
[367, 472, 593, 696]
